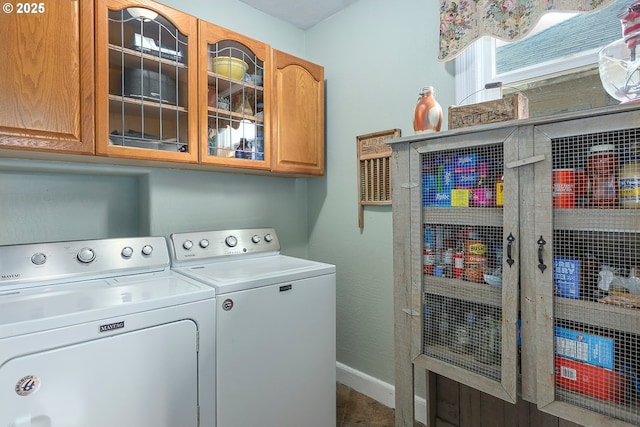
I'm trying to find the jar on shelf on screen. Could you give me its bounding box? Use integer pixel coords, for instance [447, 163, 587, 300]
[464, 231, 487, 283]
[619, 157, 640, 208]
[451, 303, 477, 354]
[586, 144, 619, 208]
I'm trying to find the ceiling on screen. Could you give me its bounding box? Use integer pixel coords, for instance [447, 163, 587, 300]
[238, 0, 359, 29]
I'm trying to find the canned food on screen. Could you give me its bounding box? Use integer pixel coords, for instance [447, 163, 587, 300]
[465, 254, 487, 283]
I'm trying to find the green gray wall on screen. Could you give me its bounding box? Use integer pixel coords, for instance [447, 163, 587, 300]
[304, 0, 454, 391]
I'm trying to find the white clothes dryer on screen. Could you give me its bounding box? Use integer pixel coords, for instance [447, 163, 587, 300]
[169, 228, 336, 427]
[0, 236, 215, 427]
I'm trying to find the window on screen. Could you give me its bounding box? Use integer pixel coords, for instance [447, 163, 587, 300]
[455, 1, 624, 118]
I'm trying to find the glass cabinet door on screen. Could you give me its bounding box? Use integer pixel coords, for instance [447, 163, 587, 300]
[198, 22, 269, 170]
[411, 127, 519, 403]
[535, 109, 640, 426]
[95, 0, 198, 162]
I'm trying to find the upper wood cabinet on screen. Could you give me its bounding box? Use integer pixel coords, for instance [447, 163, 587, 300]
[0, 0, 325, 176]
[94, 0, 198, 163]
[198, 21, 270, 171]
[271, 50, 325, 176]
[0, 0, 94, 154]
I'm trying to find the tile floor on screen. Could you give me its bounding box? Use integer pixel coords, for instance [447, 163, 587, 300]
[336, 382, 426, 427]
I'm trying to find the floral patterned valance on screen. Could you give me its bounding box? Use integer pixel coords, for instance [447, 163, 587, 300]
[439, 0, 617, 61]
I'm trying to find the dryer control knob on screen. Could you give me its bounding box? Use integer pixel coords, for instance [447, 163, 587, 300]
[264, 233, 273, 243]
[77, 247, 96, 263]
[225, 236, 238, 247]
[183, 240, 193, 250]
[251, 235, 261, 244]
[199, 239, 210, 248]
[141, 245, 153, 256]
[31, 252, 47, 265]
[121, 246, 134, 258]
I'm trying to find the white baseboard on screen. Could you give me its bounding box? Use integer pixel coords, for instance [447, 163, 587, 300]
[336, 362, 427, 425]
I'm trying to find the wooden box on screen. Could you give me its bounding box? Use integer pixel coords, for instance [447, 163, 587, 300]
[448, 93, 528, 130]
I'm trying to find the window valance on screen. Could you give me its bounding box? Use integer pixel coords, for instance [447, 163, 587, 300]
[439, 0, 618, 62]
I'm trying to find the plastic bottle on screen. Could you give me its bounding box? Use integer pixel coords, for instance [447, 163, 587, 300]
[413, 86, 443, 134]
[495, 173, 504, 207]
[423, 227, 435, 275]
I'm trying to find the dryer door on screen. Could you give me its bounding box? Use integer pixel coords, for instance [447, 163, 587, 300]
[1, 320, 198, 427]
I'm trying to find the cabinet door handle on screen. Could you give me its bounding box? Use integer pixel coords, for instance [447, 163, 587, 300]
[506, 233, 515, 268]
[537, 236, 547, 273]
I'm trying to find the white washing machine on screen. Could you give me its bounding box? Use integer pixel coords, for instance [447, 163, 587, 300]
[0, 236, 215, 427]
[169, 228, 336, 427]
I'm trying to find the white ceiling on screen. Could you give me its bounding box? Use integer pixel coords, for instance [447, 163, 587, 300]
[238, 0, 359, 29]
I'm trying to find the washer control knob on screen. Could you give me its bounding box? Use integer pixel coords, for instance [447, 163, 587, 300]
[121, 246, 134, 258]
[251, 235, 261, 244]
[141, 245, 153, 256]
[199, 239, 210, 248]
[31, 252, 47, 265]
[264, 233, 274, 243]
[225, 236, 238, 247]
[77, 247, 96, 263]
[183, 240, 193, 250]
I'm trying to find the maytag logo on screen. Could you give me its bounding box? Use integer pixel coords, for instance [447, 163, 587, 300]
[99, 321, 125, 333]
[1, 273, 20, 280]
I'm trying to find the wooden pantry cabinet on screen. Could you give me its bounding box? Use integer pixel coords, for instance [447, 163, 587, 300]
[390, 104, 640, 427]
[0, 0, 94, 154]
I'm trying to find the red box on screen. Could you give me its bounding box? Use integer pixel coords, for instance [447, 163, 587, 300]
[555, 356, 625, 402]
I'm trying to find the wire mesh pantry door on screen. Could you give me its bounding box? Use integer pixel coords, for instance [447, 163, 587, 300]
[410, 127, 519, 403]
[534, 110, 640, 427]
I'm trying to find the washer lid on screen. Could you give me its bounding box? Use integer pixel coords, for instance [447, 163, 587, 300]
[0, 270, 214, 338]
[172, 255, 335, 294]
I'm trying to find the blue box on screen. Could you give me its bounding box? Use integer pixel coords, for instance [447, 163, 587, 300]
[455, 171, 478, 188]
[554, 258, 580, 299]
[432, 159, 453, 207]
[433, 191, 451, 206]
[454, 154, 478, 188]
[555, 327, 614, 370]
